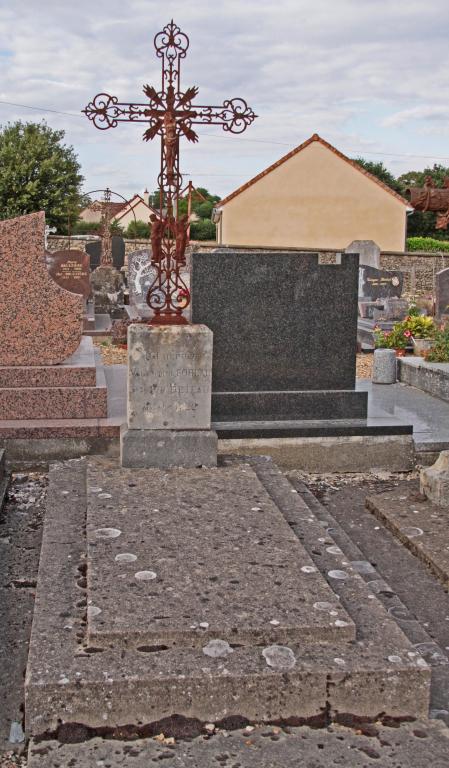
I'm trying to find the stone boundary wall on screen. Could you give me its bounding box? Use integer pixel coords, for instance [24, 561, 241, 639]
[47, 237, 449, 297]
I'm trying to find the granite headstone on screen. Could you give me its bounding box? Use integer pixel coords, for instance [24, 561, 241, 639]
[0, 212, 83, 366]
[359, 265, 403, 301]
[436, 267, 449, 319]
[192, 251, 367, 422]
[46, 250, 91, 298]
[86, 236, 125, 270]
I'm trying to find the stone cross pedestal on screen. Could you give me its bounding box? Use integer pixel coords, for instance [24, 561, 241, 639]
[120, 324, 217, 468]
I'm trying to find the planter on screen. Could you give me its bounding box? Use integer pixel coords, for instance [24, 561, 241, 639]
[373, 348, 397, 384]
[412, 337, 434, 356]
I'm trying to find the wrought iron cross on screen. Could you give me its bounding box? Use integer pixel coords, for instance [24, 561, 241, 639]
[83, 20, 257, 324]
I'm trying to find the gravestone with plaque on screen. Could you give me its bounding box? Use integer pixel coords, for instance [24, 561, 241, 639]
[46, 250, 91, 298]
[121, 324, 217, 468]
[359, 265, 403, 300]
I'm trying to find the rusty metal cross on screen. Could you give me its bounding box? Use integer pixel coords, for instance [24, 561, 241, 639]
[83, 20, 257, 324]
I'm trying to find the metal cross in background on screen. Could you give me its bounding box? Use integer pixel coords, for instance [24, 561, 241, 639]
[83, 19, 257, 324]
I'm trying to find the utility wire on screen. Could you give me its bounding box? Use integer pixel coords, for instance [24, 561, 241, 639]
[2, 98, 449, 163]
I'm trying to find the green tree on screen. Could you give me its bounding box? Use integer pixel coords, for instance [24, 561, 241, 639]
[126, 219, 150, 238]
[353, 157, 403, 194]
[190, 219, 216, 240]
[0, 121, 84, 229]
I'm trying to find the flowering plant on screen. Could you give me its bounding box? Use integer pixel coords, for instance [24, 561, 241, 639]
[374, 325, 408, 349]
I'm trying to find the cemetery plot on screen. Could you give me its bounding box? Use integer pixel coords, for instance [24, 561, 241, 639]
[26, 457, 430, 741]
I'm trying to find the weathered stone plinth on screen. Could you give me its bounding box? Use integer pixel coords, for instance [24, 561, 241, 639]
[25, 457, 430, 741]
[420, 450, 449, 507]
[121, 324, 217, 468]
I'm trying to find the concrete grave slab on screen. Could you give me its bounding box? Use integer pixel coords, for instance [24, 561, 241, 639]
[28, 720, 449, 768]
[25, 457, 430, 740]
[86, 461, 354, 649]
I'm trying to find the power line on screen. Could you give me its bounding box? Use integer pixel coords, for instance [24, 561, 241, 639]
[0, 100, 79, 117]
[2, 98, 449, 163]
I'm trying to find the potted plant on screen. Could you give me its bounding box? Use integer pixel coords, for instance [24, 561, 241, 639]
[401, 315, 435, 356]
[423, 326, 449, 363]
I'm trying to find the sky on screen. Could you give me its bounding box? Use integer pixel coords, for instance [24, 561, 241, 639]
[1, 0, 449, 202]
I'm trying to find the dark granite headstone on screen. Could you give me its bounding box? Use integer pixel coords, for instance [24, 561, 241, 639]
[192, 251, 366, 422]
[46, 250, 90, 298]
[359, 265, 403, 300]
[86, 236, 125, 270]
[436, 267, 449, 318]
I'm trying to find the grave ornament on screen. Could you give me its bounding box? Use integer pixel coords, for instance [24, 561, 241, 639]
[84, 19, 256, 325]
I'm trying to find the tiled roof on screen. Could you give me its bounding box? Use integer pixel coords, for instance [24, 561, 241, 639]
[217, 133, 410, 208]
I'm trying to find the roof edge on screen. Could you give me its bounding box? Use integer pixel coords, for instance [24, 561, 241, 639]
[217, 133, 410, 208]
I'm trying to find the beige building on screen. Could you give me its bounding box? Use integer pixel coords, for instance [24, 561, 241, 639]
[215, 134, 411, 252]
[80, 191, 157, 229]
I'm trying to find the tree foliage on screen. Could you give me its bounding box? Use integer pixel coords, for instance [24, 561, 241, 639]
[0, 121, 84, 229]
[125, 219, 150, 238]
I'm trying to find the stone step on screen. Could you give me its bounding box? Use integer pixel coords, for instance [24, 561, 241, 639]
[366, 482, 449, 590]
[0, 336, 98, 388]
[0, 383, 107, 419]
[27, 720, 449, 768]
[25, 457, 430, 741]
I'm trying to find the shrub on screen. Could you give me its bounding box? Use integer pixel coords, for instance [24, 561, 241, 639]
[190, 219, 216, 241]
[406, 237, 449, 253]
[424, 327, 449, 362]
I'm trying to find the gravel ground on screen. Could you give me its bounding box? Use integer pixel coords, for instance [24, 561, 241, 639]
[94, 341, 376, 379]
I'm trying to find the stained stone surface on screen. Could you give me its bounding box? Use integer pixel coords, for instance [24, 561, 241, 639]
[0, 212, 83, 365]
[127, 324, 213, 430]
[86, 461, 354, 648]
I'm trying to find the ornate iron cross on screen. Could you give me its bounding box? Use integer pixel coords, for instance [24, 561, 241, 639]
[83, 20, 257, 324]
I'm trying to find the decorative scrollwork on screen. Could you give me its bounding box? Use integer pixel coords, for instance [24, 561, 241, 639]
[154, 19, 189, 62]
[83, 20, 256, 324]
[82, 93, 120, 130]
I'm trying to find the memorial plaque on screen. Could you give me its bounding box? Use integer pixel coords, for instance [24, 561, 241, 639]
[359, 265, 403, 300]
[46, 250, 91, 298]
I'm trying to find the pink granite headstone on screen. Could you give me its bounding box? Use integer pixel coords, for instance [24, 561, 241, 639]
[0, 212, 83, 365]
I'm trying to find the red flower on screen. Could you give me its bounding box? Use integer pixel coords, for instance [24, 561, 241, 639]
[403, 330, 412, 338]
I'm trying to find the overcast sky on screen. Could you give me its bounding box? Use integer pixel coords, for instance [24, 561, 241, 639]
[1, 0, 449, 202]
